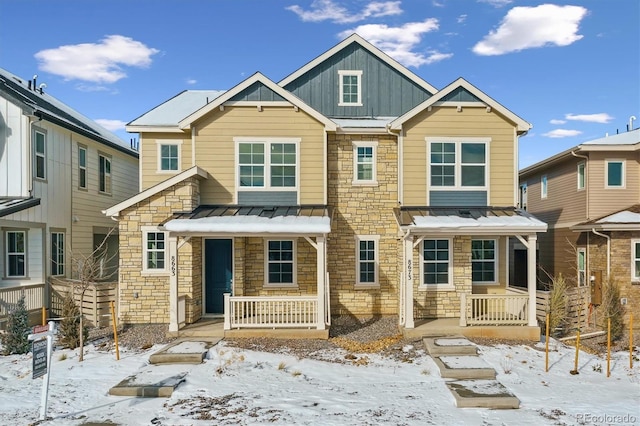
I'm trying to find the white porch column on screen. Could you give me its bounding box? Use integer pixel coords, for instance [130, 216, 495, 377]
[527, 234, 538, 326]
[168, 236, 179, 333]
[316, 235, 326, 330]
[404, 235, 415, 328]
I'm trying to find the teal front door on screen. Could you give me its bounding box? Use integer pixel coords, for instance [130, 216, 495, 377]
[204, 239, 233, 315]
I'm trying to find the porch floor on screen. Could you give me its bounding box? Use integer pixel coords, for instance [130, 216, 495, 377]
[403, 318, 541, 341]
[171, 318, 329, 340]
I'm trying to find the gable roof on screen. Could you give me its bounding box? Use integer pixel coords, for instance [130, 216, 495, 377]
[0, 68, 137, 157]
[177, 72, 336, 131]
[103, 166, 208, 217]
[389, 77, 532, 133]
[278, 33, 437, 95]
[572, 204, 640, 231]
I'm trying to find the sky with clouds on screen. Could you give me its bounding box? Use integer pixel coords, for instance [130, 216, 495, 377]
[0, 0, 638, 168]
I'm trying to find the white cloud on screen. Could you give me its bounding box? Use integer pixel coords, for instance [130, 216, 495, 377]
[457, 14, 467, 24]
[543, 129, 583, 138]
[186, 79, 197, 85]
[549, 119, 566, 125]
[472, 4, 588, 56]
[34, 35, 159, 83]
[95, 118, 126, 132]
[565, 113, 613, 123]
[478, 0, 513, 7]
[339, 20, 449, 67]
[287, 0, 402, 24]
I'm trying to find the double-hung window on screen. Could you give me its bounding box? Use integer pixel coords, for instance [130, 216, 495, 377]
[541, 175, 548, 198]
[632, 241, 640, 281]
[338, 70, 362, 106]
[99, 154, 112, 194]
[422, 239, 452, 288]
[142, 228, 168, 274]
[51, 232, 65, 276]
[236, 138, 298, 190]
[352, 141, 377, 184]
[6, 230, 26, 277]
[356, 236, 379, 287]
[428, 138, 488, 189]
[472, 239, 496, 283]
[34, 129, 46, 180]
[519, 183, 527, 210]
[577, 248, 586, 287]
[266, 240, 296, 286]
[78, 145, 87, 189]
[158, 141, 181, 172]
[577, 162, 585, 190]
[606, 159, 624, 188]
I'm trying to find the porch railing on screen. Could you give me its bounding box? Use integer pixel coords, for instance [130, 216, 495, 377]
[460, 293, 529, 326]
[224, 295, 318, 329]
[0, 283, 46, 317]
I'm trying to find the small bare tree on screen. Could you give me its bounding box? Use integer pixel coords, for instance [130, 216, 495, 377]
[68, 228, 118, 361]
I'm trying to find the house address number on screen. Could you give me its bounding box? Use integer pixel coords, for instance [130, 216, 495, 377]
[407, 259, 412, 281]
[170, 255, 176, 277]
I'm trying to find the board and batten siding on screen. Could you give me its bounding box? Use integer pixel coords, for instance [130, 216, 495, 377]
[0, 97, 29, 197]
[522, 157, 587, 226]
[191, 106, 326, 205]
[401, 106, 516, 206]
[586, 151, 640, 220]
[139, 133, 192, 190]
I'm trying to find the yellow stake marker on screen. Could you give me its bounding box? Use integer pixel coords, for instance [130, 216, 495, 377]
[631, 314, 634, 369]
[41, 306, 46, 326]
[570, 330, 580, 375]
[110, 301, 120, 361]
[607, 318, 611, 378]
[545, 313, 550, 373]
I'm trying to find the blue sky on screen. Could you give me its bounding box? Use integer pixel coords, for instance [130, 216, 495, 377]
[0, 0, 638, 168]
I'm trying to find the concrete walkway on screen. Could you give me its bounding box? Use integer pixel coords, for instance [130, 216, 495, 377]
[424, 336, 520, 409]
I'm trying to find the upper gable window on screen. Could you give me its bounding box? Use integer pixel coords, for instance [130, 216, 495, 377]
[577, 162, 585, 190]
[99, 153, 112, 195]
[338, 70, 363, 106]
[606, 159, 625, 188]
[427, 138, 489, 189]
[78, 144, 87, 189]
[157, 140, 182, 173]
[236, 138, 299, 190]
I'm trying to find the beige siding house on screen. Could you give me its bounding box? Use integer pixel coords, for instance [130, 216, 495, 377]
[520, 128, 640, 329]
[107, 35, 546, 339]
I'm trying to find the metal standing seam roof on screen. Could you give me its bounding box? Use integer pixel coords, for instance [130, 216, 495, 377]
[395, 206, 547, 232]
[162, 205, 332, 234]
[127, 90, 226, 126]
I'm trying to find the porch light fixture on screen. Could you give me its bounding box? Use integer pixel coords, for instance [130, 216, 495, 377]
[457, 105, 462, 112]
[486, 106, 492, 113]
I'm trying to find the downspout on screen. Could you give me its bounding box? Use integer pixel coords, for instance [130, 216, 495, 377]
[571, 150, 589, 218]
[591, 228, 610, 277]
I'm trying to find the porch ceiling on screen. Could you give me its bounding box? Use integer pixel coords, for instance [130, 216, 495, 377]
[163, 205, 332, 235]
[395, 206, 547, 235]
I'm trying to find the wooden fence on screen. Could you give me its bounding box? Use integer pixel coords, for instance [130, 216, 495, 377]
[0, 283, 46, 329]
[518, 286, 590, 330]
[50, 278, 118, 328]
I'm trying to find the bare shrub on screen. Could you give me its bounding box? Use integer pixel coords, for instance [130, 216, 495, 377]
[547, 274, 569, 336]
[599, 278, 625, 341]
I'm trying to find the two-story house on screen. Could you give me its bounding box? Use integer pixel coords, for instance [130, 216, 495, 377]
[0, 67, 139, 326]
[106, 34, 546, 339]
[519, 127, 640, 329]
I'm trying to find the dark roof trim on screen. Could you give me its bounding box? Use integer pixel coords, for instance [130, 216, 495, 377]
[0, 197, 41, 217]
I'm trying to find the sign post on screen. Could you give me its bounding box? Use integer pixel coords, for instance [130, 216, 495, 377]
[28, 321, 56, 421]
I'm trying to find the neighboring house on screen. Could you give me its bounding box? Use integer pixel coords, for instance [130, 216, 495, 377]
[0, 68, 139, 325]
[519, 127, 640, 328]
[106, 34, 546, 338]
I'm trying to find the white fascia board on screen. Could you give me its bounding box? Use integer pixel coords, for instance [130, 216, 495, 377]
[125, 125, 185, 133]
[103, 166, 208, 217]
[578, 143, 640, 152]
[390, 78, 532, 132]
[278, 34, 437, 94]
[178, 72, 336, 131]
[407, 225, 548, 235]
[572, 223, 640, 232]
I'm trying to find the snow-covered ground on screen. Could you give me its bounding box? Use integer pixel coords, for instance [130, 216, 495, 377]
[0, 338, 638, 425]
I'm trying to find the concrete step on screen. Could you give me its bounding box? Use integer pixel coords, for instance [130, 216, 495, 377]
[108, 370, 187, 397]
[424, 336, 478, 356]
[432, 355, 496, 379]
[148, 338, 221, 365]
[446, 379, 520, 409]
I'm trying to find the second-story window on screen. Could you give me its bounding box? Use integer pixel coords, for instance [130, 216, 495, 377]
[236, 138, 298, 190]
[158, 141, 181, 172]
[338, 70, 362, 106]
[428, 139, 488, 189]
[519, 183, 527, 210]
[99, 154, 112, 194]
[353, 141, 377, 184]
[606, 159, 624, 188]
[577, 162, 585, 190]
[34, 129, 46, 180]
[541, 175, 548, 199]
[78, 145, 87, 189]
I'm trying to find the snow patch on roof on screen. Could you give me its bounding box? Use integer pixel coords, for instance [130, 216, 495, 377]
[412, 214, 544, 228]
[164, 215, 330, 234]
[596, 211, 640, 223]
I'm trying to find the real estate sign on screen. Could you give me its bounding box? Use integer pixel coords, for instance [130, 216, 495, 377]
[32, 338, 47, 379]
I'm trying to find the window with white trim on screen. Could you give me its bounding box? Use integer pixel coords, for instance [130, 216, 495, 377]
[265, 240, 296, 286]
[632, 240, 640, 281]
[428, 138, 488, 189]
[158, 141, 181, 172]
[78, 145, 87, 189]
[472, 239, 496, 283]
[352, 141, 377, 184]
[577, 247, 586, 287]
[541, 175, 548, 199]
[142, 228, 168, 273]
[236, 138, 298, 190]
[422, 239, 452, 287]
[34, 129, 46, 180]
[519, 183, 527, 210]
[338, 70, 362, 106]
[5, 230, 26, 277]
[51, 231, 65, 276]
[606, 160, 624, 188]
[356, 236, 379, 286]
[577, 162, 585, 190]
[99, 154, 112, 194]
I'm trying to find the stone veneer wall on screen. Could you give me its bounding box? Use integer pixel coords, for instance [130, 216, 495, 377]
[414, 236, 472, 318]
[327, 134, 399, 316]
[118, 178, 200, 324]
